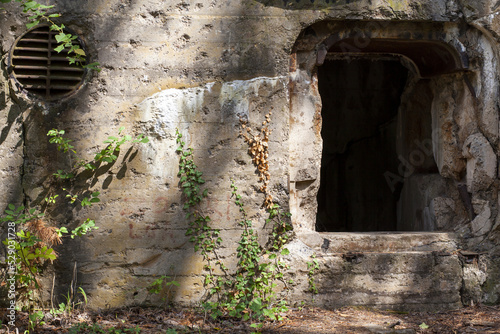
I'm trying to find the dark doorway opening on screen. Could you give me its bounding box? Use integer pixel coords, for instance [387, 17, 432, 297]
[316, 58, 409, 232]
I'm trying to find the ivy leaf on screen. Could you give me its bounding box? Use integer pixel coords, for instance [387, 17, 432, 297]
[23, 1, 39, 9]
[54, 44, 65, 53]
[75, 48, 85, 57]
[249, 298, 262, 312]
[281, 248, 290, 256]
[26, 20, 39, 29]
[55, 32, 70, 43]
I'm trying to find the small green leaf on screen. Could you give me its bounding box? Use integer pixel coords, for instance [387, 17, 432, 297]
[24, 1, 38, 9]
[281, 248, 290, 256]
[37, 3, 54, 9]
[26, 20, 39, 29]
[54, 44, 65, 53]
[83, 62, 101, 71]
[419, 323, 429, 329]
[74, 48, 86, 56]
[55, 33, 67, 43]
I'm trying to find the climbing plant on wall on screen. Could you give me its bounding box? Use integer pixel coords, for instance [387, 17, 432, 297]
[2, 128, 149, 331]
[0, 1, 107, 331]
[0, 0, 99, 70]
[176, 112, 294, 330]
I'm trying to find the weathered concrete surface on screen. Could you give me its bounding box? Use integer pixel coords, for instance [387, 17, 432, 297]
[462, 133, 497, 192]
[1, 0, 500, 311]
[299, 231, 459, 253]
[285, 239, 463, 311]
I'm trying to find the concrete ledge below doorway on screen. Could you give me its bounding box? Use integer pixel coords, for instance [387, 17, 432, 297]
[298, 231, 459, 253]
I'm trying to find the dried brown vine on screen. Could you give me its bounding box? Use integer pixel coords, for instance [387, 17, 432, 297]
[239, 112, 273, 208]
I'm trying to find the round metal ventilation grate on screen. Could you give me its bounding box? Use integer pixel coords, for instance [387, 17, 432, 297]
[9, 25, 86, 101]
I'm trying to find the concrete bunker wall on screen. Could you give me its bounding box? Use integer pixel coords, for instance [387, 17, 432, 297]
[1, 0, 500, 311]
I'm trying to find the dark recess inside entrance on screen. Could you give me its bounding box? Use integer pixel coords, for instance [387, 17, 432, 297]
[316, 58, 409, 232]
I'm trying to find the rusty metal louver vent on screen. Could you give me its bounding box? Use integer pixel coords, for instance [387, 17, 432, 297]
[9, 25, 86, 101]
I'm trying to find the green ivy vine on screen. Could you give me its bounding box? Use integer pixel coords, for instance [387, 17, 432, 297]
[2, 128, 149, 331]
[176, 114, 294, 331]
[1, 0, 100, 70]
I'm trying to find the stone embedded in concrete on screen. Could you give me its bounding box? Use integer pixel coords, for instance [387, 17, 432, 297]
[462, 260, 488, 305]
[462, 133, 497, 192]
[471, 199, 492, 236]
[459, 0, 499, 20]
[481, 257, 500, 304]
[429, 197, 456, 231]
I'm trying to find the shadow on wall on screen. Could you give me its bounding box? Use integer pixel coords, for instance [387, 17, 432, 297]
[256, 0, 363, 10]
[316, 252, 463, 311]
[15, 0, 285, 309]
[0, 57, 27, 211]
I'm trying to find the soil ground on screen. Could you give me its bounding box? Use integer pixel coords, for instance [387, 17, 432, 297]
[2, 304, 500, 333]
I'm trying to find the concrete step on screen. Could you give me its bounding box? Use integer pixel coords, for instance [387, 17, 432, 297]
[311, 250, 463, 311]
[289, 233, 463, 311]
[299, 231, 458, 253]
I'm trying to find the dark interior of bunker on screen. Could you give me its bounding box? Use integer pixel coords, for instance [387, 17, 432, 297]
[316, 56, 440, 232]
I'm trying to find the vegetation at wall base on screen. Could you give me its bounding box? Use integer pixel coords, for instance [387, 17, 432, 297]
[1, 128, 149, 332]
